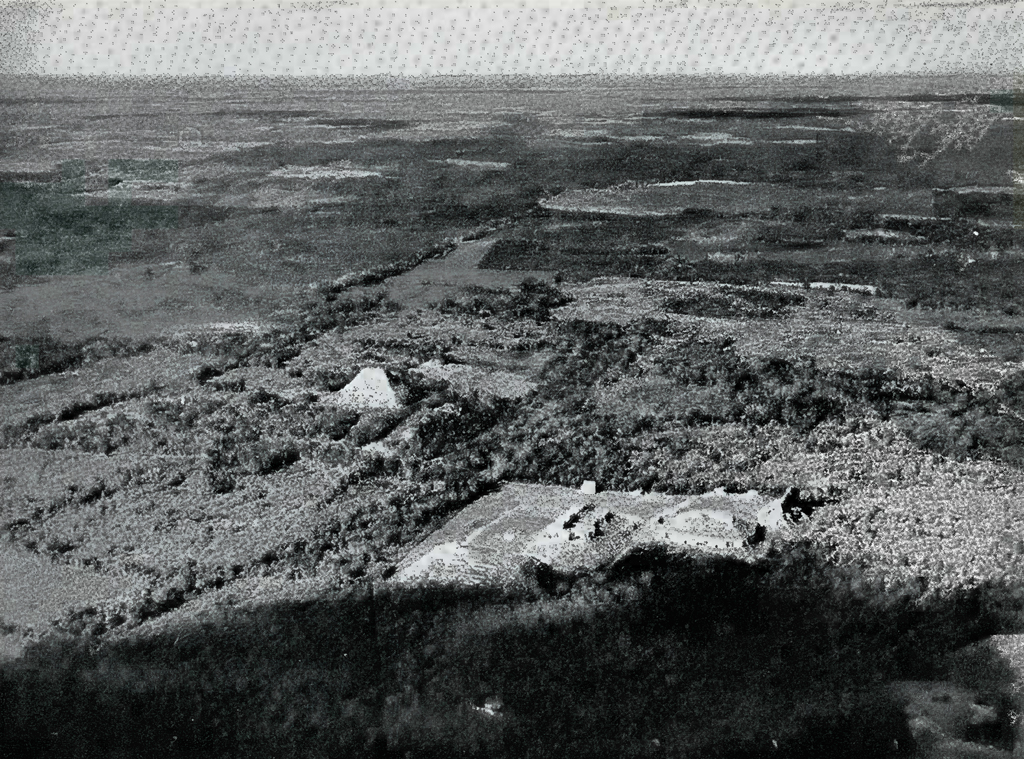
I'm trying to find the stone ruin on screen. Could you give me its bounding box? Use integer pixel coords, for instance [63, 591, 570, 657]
[391, 483, 817, 588]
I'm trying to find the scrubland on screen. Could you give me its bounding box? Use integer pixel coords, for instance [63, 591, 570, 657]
[1, 76, 1023, 758]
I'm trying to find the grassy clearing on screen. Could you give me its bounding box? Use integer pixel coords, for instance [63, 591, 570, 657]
[536, 181, 937, 221]
[0, 178, 181, 276]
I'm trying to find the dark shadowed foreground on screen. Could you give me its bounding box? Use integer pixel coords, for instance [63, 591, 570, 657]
[3, 545, 1022, 759]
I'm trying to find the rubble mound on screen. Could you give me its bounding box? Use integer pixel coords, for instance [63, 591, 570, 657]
[391, 483, 805, 588]
[527, 503, 644, 571]
[329, 367, 400, 410]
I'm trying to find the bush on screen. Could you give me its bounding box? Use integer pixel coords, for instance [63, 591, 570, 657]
[899, 404, 1024, 464]
[318, 241, 458, 296]
[383, 363, 450, 406]
[247, 387, 287, 408]
[211, 375, 246, 393]
[349, 410, 406, 447]
[538, 320, 644, 396]
[0, 334, 151, 385]
[317, 408, 361, 440]
[300, 290, 397, 337]
[244, 442, 300, 475]
[475, 312, 1024, 491]
[413, 395, 514, 460]
[28, 411, 140, 455]
[997, 370, 1024, 410]
[192, 364, 223, 384]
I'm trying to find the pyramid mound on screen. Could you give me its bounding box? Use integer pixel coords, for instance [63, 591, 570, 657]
[331, 367, 400, 410]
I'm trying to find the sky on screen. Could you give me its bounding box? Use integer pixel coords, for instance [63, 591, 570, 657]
[2, 0, 1024, 77]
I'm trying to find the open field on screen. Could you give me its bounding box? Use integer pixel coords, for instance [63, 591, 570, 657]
[1, 74, 1024, 758]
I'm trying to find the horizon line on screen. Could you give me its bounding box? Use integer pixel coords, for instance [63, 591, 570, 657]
[4, 71, 1020, 81]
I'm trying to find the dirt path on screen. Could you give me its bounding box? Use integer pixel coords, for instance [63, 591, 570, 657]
[384, 238, 554, 310]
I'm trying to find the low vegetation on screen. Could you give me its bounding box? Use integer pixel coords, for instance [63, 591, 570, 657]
[3, 79, 1024, 758]
[434, 277, 572, 323]
[5, 259, 1024, 756]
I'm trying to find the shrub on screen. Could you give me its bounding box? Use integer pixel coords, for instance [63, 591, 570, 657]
[203, 435, 239, 493]
[413, 395, 514, 460]
[318, 241, 457, 296]
[0, 335, 95, 384]
[300, 290, 396, 337]
[247, 387, 287, 408]
[244, 442, 301, 476]
[538, 320, 644, 395]
[28, 409, 143, 454]
[317, 408, 361, 440]
[211, 375, 246, 393]
[349, 410, 406, 447]
[192, 364, 223, 384]
[899, 404, 1024, 464]
[997, 370, 1024, 410]
[856, 102, 1003, 165]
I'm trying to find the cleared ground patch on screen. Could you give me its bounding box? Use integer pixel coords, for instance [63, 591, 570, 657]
[383, 239, 555, 310]
[0, 542, 129, 631]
